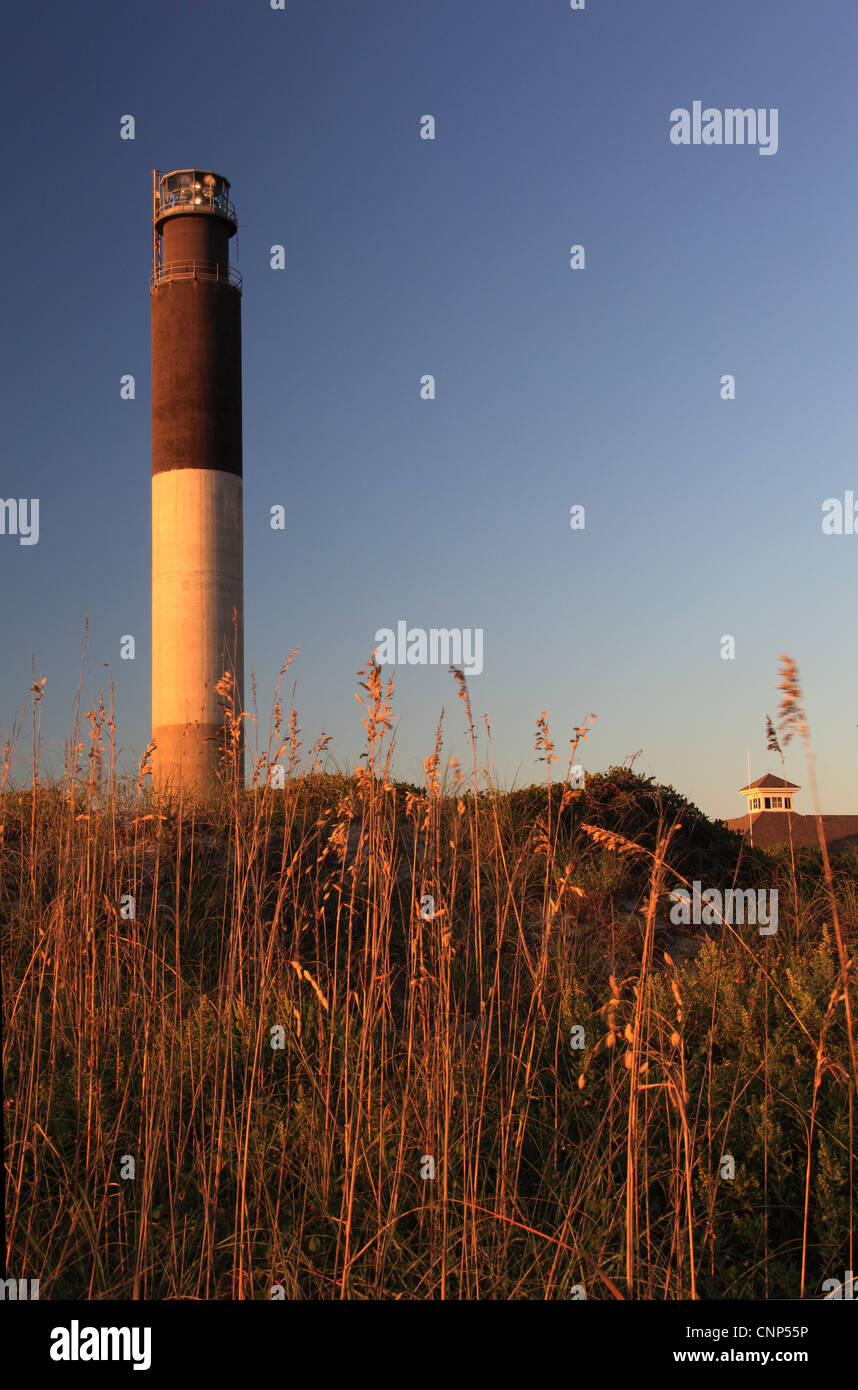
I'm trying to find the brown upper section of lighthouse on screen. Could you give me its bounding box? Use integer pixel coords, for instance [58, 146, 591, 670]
[152, 280, 242, 477]
[151, 169, 242, 478]
[160, 211, 233, 269]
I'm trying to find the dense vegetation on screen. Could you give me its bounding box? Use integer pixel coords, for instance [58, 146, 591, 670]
[1, 662, 855, 1298]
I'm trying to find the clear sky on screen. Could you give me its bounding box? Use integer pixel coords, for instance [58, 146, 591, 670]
[2, 0, 856, 817]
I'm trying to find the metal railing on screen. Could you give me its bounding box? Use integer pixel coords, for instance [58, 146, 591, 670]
[155, 188, 236, 222]
[150, 259, 242, 291]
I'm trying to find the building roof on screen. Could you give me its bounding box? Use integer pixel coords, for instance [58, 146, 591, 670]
[725, 811, 858, 853]
[739, 773, 801, 792]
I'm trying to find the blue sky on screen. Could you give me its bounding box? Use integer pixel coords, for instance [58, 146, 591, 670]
[2, 0, 857, 817]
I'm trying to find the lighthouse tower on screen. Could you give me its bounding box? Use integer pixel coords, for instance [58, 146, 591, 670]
[150, 169, 244, 794]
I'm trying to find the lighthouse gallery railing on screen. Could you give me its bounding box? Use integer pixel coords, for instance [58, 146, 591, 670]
[150, 260, 242, 292]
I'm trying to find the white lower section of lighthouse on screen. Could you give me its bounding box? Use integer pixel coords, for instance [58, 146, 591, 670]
[151, 467, 244, 791]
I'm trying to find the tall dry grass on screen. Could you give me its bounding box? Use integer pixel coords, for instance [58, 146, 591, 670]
[1, 653, 855, 1299]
